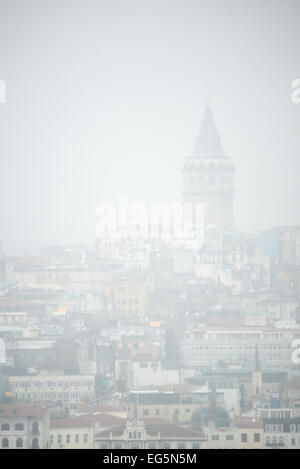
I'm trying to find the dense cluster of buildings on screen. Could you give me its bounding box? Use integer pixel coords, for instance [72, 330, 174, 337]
[1, 106, 300, 449]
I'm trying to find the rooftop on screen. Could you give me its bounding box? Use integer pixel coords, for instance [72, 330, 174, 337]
[0, 403, 48, 419]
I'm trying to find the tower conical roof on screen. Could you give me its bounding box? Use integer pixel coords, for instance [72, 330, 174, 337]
[191, 106, 225, 158]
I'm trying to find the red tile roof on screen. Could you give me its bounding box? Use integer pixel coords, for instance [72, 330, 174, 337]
[77, 405, 124, 414]
[51, 414, 126, 429]
[234, 416, 263, 429]
[0, 403, 48, 419]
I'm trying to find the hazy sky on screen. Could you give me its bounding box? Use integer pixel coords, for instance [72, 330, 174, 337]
[0, 0, 300, 254]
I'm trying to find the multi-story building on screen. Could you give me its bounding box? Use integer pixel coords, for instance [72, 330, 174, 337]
[4, 256, 111, 292]
[180, 325, 300, 370]
[233, 416, 264, 449]
[50, 414, 126, 449]
[261, 408, 300, 449]
[262, 226, 300, 267]
[8, 373, 95, 409]
[128, 387, 240, 424]
[115, 358, 180, 389]
[103, 277, 151, 317]
[205, 425, 238, 449]
[128, 391, 199, 423]
[96, 238, 152, 271]
[95, 419, 207, 449]
[0, 402, 50, 449]
[240, 293, 298, 325]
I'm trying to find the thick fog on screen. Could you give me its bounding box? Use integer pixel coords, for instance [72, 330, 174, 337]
[0, 0, 300, 253]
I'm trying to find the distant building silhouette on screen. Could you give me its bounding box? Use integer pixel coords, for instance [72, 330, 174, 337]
[183, 105, 235, 231]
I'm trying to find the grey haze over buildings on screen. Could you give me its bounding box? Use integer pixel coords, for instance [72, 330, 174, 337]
[0, 0, 300, 254]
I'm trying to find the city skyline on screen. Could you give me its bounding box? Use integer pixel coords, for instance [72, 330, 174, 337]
[1, 0, 300, 453]
[0, 0, 300, 254]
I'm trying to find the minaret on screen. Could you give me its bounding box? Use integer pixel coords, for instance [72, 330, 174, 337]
[183, 105, 235, 231]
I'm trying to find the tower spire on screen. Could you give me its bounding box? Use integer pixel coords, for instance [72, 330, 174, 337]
[191, 105, 225, 159]
[204, 89, 210, 105]
[183, 101, 235, 231]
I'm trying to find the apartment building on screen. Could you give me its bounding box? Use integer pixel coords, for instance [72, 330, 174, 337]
[233, 416, 264, 449]
[205, 426, 238, 449]
[95, 419, 207, 449]
[0, 402, 50, 449]
[262, 409, 300, 449]
[9, 373, 95, 409]
[180, 325, 300, 370]
[50, 414, 126, 449]
[103, 279, 150, 317]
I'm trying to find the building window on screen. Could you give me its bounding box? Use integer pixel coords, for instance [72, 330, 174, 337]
[2, 438, 9, 448]
[75, 434, 79, 443]
[226, 435, 234, 441]
[66, 434, 71, 444]
[241, 433, 248, 443]
[15, 423, 24, 431]
[83, 434, 88, 443]
[32, 422, 39, 435]
[212, 435, 219, 441]
[178, 442, 185, 449]
[100, 443, 108, 449]
[143, 410, 149, 416]
[16, 438, 23, 448]
[192, 443, 200, 449]
[254, 433, 260, 443]
[32, 438, 39, 449]
[1, 423, 10, 431]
